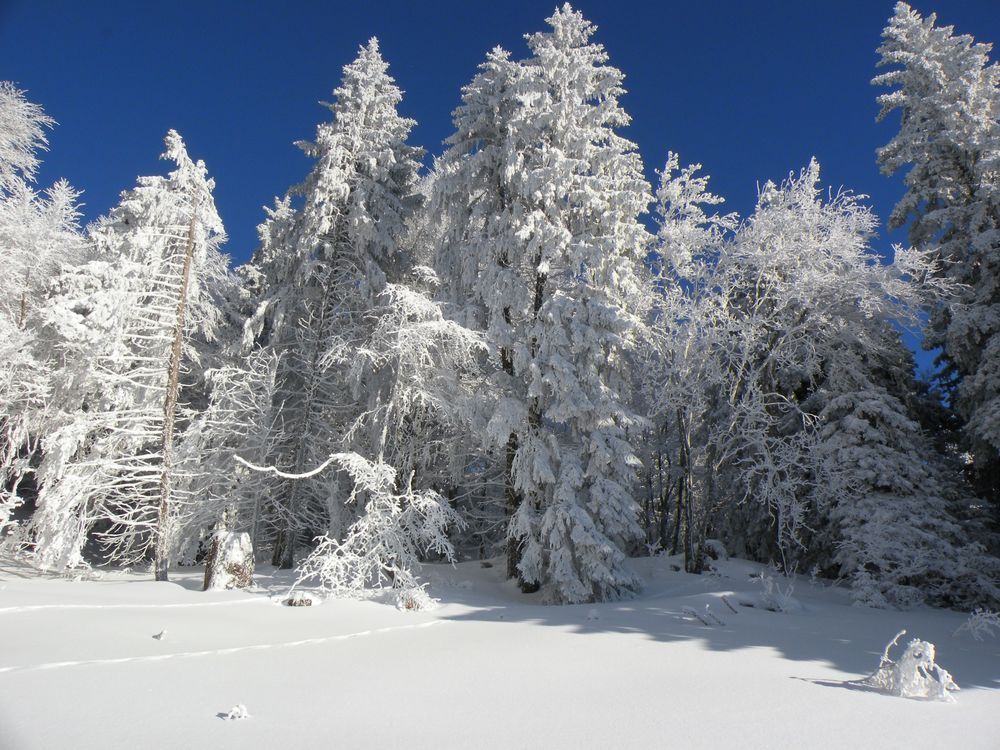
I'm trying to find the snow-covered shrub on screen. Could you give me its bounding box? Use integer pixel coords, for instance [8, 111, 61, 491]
[954, 609, 1000, 641]
[394, 584, 438, 612]
[858, 630, 959, 702]
[292, 452, 463, 595]
[756, 572, 801, 613]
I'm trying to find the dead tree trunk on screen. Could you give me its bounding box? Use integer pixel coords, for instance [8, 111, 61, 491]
[154, 212, 198, 582]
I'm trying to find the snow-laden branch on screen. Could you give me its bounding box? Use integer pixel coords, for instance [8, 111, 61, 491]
[234, 452, 340, 480]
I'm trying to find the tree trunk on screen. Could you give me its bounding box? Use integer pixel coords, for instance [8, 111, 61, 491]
[504, 430, 520, 580]
[154, 212, 198, 582]
[273, 270, 337, 570]
[203, 528, 254, 590]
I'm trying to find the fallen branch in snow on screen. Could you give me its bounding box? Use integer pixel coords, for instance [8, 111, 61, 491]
[703, 605, 726, 626]
[681, 605, 724, 627]
[721, 595, 739, 615]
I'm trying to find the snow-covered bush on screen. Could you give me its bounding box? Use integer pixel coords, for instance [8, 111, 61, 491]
[756, 572, 802, 614]
[275, 452, 463, 595]
[954, 609, 1000, 641]
[394, 584, 438, 612]
[221, 704, 250, 721]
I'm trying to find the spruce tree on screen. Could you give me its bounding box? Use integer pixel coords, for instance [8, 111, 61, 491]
[435, 5, 652, 603]
[242, 38, 423, 568]
[0, 84, 85, 540]
[874, 2, 1000, 518]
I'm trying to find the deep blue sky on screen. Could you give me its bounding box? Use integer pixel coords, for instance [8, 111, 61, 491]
[1, 2, 997, 285]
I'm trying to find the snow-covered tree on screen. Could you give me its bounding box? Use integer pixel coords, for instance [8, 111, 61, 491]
[434, 5, 652, 603]
[814, 351, 1000, 609]
[242, 38, 425, 568]
[0, 85, 85, 544]
[874, 2, 1000, 517]
[174, 348, 285, 562]
[639, 154, 736, 569]
[690, 160, 1000, 608]
[27, 131, 231, 576]
[0, 81, 53, 192]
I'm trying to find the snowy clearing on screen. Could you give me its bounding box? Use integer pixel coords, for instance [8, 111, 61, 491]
[1, 555, 997, 750]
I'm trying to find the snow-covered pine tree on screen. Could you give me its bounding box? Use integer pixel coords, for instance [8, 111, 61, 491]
[241, 38, 424, 568]
[395, 172, 504, 561]
[874, 2, 1000, 520]
[812, 336, 1000, 609]
[0, 84, 86, 544]
[434, 5, 651, 603]
[28, 131, 231, 576]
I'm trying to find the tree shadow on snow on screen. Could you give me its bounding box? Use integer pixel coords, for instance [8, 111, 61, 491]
[427, 561, 1000, 691]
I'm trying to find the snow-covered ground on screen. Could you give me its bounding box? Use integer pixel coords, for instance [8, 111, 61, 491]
[0, 555, 997, 749]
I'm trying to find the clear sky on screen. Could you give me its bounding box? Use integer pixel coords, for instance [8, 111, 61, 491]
[1, 2, 998, 291]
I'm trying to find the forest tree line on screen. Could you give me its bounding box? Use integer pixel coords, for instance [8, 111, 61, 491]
[1, 3, 998, 609]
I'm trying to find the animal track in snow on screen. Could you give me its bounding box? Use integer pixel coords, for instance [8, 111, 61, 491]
[0, 598, 267, 615]
[0, 619, 448, 674]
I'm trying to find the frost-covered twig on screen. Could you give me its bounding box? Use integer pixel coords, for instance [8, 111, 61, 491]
[954, 609, 1000, 641]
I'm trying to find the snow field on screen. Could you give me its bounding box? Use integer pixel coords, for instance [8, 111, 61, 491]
[1, 556, 997, 749]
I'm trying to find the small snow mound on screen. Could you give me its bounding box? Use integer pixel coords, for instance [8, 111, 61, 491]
[585, 608, 600, 621]
[856, 630, 959, 702]
[220, 704, 250, 721]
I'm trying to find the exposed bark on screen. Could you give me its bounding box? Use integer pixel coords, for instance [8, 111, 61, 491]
[154, 212, 197, 582]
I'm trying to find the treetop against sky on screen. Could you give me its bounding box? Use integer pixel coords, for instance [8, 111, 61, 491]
[1, 0, 997, 265]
